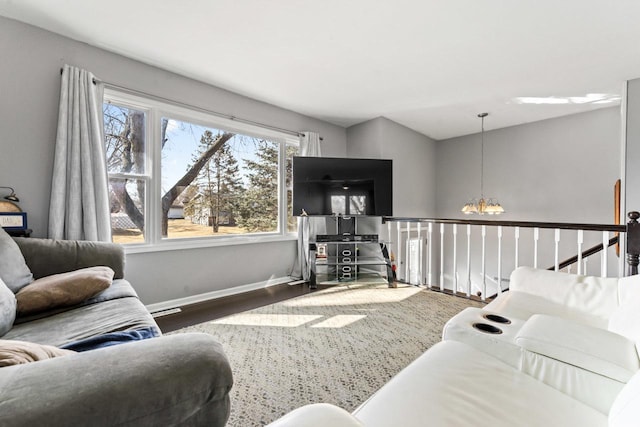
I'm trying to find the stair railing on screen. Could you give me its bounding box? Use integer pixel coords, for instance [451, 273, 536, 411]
[382, 212, 639, 301]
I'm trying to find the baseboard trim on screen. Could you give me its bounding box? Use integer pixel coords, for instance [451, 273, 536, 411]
[146, 276, 294, 314]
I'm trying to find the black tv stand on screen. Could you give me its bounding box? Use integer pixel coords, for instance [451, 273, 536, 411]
[316, 234, 379, 242]
[309, 217, 393, 288]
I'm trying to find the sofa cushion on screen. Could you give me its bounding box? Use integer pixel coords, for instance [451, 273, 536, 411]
[0, 339, 75, 367]
[4, 296, 161, 347]
[609, 369, 640, 426]
[485, 290, 610, 328]
[609, 274, 640, 354]
[516, 314, 640, 383]
[13, 237, 125, 280]
[15, 266, 114, 316]
[266, 403, 364, 427]
[352, 340, 606, 427]
[508, 267, 619, 320]
[0, 277, 16, 336]
[0, 227, 33, 293]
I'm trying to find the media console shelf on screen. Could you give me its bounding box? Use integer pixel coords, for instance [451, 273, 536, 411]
[309, 216, 394, 289]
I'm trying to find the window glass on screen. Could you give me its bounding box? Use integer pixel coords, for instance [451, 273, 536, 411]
[286, 145, 298, 232]
[109, 178, 145, 243]
[104, 104, 146, 175]
[331, 195, 346, 215]
[103, 90, 299, 246]
[104, 102, 148, 244]
[162, 117, 281, 239]
[349, 195, 367, 215]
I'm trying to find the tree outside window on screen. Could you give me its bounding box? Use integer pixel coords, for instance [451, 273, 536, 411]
[103, 91, 298, 245]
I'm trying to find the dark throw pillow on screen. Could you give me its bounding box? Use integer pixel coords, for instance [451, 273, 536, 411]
[16, 266, 114, 315]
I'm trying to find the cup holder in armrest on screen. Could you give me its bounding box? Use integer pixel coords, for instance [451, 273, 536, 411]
[483, 314, 511, 324]
[472, 323, 503, 334]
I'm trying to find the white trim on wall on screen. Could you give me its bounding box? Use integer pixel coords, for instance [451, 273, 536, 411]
[145, 275, 293, 314]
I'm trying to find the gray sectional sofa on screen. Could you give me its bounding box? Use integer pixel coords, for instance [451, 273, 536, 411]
[0, 231, 233, 427]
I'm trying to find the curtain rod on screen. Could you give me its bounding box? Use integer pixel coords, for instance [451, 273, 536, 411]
[59, 67, 322, 140]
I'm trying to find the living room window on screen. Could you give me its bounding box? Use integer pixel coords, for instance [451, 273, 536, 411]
[103, 89, 299, 249]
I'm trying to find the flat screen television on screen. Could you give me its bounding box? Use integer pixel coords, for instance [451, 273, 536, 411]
[292, 156, 393, 216]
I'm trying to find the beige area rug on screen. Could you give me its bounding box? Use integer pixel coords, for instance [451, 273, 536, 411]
[173, 283, 484, 426]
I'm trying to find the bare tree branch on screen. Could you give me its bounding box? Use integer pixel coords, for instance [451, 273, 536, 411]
[160, 132, 235, 235]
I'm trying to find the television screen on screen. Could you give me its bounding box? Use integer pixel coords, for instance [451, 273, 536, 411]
[292, 156, 393, 216]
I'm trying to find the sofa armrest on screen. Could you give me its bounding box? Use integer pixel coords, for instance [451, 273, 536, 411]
[516, 314, 640, 382]
[13, 237, 125, 279]
[0, 333, 233, 427]
[266, 404, 363, 427]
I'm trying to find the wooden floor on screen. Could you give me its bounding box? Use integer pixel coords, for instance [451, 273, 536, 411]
[154, 281, 485, 333]
[155, 283, 320, 333]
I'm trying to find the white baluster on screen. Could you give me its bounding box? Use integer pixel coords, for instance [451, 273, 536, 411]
[514, 227, 520, 268]
[428, 222, 433, 288]
[554, 229, 561, 272]
[452, 224, 458, 294]
[577, 230, 584, 275]
[396, 222, 402, 282]
[533, 228, 539, 269]
[584, 258, 589, 275]
[602, 231, 608, 277]
[417, 222, 422, 285]
[497, 226, 503, 294]
[405, 222, 411, 282]
[619, 231, 625, 277]
[466, 224, 472, 297]
[387, 221, 397, 283]
[481, 225, 486, 301]
[440, 223, 445, 291]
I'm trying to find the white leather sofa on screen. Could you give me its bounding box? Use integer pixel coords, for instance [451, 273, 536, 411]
[442, 267, 640, 413]
[268, 267, 640, 427]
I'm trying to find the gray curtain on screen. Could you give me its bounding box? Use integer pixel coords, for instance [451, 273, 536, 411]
[48, 64, 111, 242]
[291, 132, 324, 280]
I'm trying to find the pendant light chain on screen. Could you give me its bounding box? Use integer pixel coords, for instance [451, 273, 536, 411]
[461, 112, 504, 215]
[480, 113, 485, 199]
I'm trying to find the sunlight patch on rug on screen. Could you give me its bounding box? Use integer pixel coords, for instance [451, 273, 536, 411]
[173, 283, 484, 427]
[283, 283, 422, 308]
[310, 314, 367, 328]
[210, 313, 323, 327]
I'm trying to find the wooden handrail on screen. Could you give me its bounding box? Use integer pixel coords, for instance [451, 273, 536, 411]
[548, 236, 619, 272]
[383, 216, 625, 233]
[384, 211, 640, 278]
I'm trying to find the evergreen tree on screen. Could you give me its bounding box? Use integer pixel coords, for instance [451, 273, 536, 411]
[238, 139, 279, 232]
[285, 145, 298, 231]
[105, 104, 234, 237]
[185, 131, 243, 232]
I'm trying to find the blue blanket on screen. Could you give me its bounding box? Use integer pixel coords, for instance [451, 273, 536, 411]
[61, 327, 159, 352]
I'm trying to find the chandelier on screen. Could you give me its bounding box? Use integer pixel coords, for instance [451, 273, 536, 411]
[461, 113, 504, 215]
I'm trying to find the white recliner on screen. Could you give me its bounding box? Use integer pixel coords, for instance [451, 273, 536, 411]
[269, 339, 640, 427]
[268, 267, 640, 427]
[442, 267, 640, 413]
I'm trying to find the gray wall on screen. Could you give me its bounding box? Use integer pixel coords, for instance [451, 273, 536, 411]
[0, 17, 347, 304]
[437, 107, 621, 223]
[0, 15, 629, 305]
[435, 107, 622, 293]
[347, 117, 437, 217]
[626, 78, 640, 214]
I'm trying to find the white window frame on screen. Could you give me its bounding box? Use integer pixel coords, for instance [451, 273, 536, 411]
[104, 88, 299, 253]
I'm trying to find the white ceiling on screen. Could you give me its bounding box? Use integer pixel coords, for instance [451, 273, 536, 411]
[1, 0, 640, 140]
